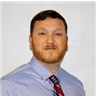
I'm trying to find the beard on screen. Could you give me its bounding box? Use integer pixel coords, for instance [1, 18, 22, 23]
[32, 41, 67, 64]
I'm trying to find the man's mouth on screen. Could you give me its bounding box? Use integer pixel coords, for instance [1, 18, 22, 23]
[44, 44, 57, 50]
[44, 47, 56, 50]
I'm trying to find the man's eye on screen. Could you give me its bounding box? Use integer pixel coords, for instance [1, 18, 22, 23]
[55, 33, 62, 36]
[39, 33, 46, 35]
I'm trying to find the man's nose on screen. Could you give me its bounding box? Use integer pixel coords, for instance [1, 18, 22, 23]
[46, 34, 54, 44]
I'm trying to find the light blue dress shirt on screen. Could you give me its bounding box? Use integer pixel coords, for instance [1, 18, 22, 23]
[1, 57, 85, 96]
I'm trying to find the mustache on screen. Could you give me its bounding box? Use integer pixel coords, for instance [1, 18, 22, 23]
[44, 45, 57, 50]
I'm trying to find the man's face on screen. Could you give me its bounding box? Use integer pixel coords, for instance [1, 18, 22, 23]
[29, 18, 68, 64]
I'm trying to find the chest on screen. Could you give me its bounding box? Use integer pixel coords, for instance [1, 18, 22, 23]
[13, 78, 84, 96]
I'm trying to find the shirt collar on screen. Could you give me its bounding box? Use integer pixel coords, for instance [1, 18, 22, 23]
[30, 56, 63, 81]
[55, 68, 63, 81]
[30, 56, 52, 80]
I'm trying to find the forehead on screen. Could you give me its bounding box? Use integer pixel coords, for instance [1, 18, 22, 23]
[33, 18, 65, 31]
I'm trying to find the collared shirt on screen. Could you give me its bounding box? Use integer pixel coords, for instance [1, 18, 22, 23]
[1, 57, 85, 96]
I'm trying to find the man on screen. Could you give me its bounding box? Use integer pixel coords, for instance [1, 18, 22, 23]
[1, 10, 85, 96]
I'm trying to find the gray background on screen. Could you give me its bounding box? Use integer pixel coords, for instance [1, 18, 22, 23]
[2, 2, 95, 96]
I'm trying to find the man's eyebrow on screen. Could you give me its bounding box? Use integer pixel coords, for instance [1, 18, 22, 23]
[36, 27, 63, 33]
[36, 28, 47, 31]
[53, 28, 63, 32]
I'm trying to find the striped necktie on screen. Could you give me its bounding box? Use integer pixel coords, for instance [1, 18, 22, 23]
[49, 75, 65, 96]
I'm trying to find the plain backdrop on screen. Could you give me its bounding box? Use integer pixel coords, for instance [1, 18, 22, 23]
[2, 2, 95, 96]
[0, 2, 2, 77]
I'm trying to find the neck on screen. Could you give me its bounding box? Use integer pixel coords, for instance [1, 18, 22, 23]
[35, 58, 62, 74]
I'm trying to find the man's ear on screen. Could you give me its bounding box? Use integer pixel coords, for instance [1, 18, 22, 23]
[66, 36, 68, 51]
[29, 35, 33, 51]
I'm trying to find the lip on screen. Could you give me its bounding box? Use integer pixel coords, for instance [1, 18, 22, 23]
[44, 48, 56, 50]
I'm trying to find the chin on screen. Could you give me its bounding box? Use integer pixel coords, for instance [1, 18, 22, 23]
[42, 55, 61, 64]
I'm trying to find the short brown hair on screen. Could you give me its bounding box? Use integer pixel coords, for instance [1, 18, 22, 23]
[30, 10, 68, 35]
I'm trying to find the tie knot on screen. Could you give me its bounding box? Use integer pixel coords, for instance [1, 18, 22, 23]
[49, 75, 59, 84]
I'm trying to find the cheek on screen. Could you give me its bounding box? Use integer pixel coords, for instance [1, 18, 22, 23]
[33, 37, 45, 48]
[57, 39, 67, 49]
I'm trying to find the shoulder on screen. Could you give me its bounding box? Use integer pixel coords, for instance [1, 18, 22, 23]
[59, 68, 86, 96]
[60, 68, 83, 85]
[1, 62, 30, 82]
[1, 62, 31, 95]
[1, 63, 30, 96]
